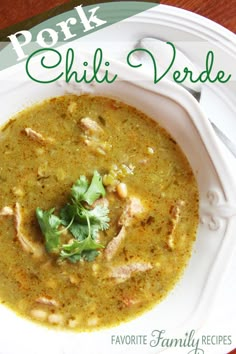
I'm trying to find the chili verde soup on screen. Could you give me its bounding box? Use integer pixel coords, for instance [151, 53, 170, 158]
[0, 94, 199, 331]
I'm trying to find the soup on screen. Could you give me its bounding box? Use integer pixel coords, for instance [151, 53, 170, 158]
[0, 94, 199, 330]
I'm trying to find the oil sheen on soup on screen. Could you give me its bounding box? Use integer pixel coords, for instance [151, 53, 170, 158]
[0, 95, 199, 331]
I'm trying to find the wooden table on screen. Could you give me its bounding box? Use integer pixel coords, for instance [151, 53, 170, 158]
[1, 0, 236, 33]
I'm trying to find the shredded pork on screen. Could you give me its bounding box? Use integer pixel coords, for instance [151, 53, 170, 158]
[24, 127, 54, 144]
[14, 202, 44, 258]
[83, 138, 111, 155]
[0, 206, 14, 216]
[104, 226, 126, 261]
[105, 196, 145, 261]
[80, 117, 111, 155]
[118, 196, 144, 227]
[110, 262, 152, 283]
[80, 117, 103, 134]
[36, 296, 59, 307]
[167, 200, 185, 250]
[91, 197, 109, 209]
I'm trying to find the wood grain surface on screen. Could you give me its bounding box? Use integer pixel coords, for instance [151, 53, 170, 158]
[0, 0, 236, 33]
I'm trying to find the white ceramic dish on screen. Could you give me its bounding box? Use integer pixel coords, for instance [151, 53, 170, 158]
[0, 44, 236, 354]
[76, 4, 236, 146]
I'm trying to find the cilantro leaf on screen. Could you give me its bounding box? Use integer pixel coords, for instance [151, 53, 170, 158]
[71, 175, 89, 203]
[60, 250, 99, 263]
[63, 253, 82, 264]
[82, 250, 99, 262]
[60, 204, 79, 225]
[60, 237, 104, 262]
[68, 222, 92, 241]
[83, 171, 106, 205]
[36, 171, 109, 264]
[86, 205, 110, 230]
[60, 204, 99, 236]
[36, 207, 61, 252]
[71, 171, 105, 205]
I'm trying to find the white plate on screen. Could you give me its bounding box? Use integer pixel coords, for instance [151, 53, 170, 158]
[0, 4, 236, 354]
[79, 4, 236, 144]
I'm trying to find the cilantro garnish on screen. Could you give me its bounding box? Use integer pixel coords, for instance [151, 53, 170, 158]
[36, 208, 61, 253]
[71, 171, 106, 205]
[36, 171, 109, 263]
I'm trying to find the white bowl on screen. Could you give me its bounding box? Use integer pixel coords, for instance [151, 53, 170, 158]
[0, 50, 236, 354]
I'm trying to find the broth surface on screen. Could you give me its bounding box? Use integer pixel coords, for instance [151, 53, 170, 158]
[0, 95, 199, 330]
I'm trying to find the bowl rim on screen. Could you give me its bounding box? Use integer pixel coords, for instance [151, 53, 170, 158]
[0, 51, 236, 354]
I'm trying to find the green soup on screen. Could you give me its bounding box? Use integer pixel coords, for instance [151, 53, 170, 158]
[0, 95, 199, 331]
